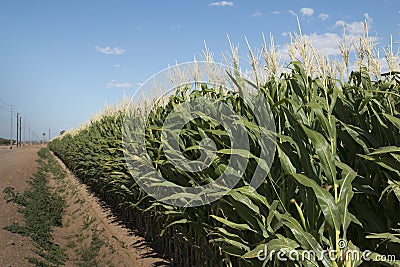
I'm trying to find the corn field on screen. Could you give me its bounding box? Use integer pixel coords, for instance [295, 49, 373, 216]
[49, 27, 400, 266]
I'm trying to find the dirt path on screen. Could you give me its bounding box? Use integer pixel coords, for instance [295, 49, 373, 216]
[0, 146, 169, 267]
[52, 153, 170, 267]
[0, 145, 44, 267]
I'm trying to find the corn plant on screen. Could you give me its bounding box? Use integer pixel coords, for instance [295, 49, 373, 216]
[49, 28, 400, 266]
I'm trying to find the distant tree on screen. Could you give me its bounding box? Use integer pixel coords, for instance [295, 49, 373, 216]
[0, 137, 15, 145]
[60, 130, 66, 135]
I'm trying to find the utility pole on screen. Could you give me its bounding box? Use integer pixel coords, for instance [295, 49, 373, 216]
[16, 113, 19, 147]
[48, 129, 50, 141]
[10, 105, 13, 147]
[23, 118, 26, 145]
[19, 116, 22, 147]
[29, 126, 31, 144]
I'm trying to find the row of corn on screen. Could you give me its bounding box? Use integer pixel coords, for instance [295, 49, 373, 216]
[50, 58, 400, 266]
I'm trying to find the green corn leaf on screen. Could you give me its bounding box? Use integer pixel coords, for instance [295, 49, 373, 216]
[383, 113, 400, 130]
[210, 215, 256, 232]
[160, 218, 188, 236]
[301, 125, 337, 185]
[335, 161, 361, 237]
[210, 237, 250, 257]
[274, 212, 332, 267]
[290, 173, 341, 235]
[242, 235, 300, 259]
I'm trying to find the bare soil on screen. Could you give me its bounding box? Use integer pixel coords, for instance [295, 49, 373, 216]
[0, 145, 170, 267]
[51, 152, 170, 267]
[0, 145, 43, 267]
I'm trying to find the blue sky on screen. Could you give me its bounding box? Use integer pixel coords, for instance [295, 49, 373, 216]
[0, 0, 399, 140]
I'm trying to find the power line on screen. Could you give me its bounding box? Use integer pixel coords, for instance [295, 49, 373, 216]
[16, 112, 19, 147]
[0, 99, 10, 106]
[1, 99, 43, 145]
[10, 105, 13, 146]
[19, 115, 21, 146]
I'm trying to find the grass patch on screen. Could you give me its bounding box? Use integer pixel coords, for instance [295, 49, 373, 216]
[77, 228, 105, 266]
[3, 148, 67, 266]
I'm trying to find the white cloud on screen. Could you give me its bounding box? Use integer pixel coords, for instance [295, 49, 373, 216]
[274, 13, 387, 74]
[335, 13, 373, 36]
[252, 11, 262, 17]
[172, 25, 182, 30]
[113, 64, 121, 68]
[288, 10, 297, 16]
[318, 13, 329, 21]
[308, 33, 342, 56]
[300, 7, 314, 16]
[96, 46, 126, 55]
[335, 21, 363, 36]
[275, 32, 342, 64]
[364, 13, 373, 23]
[107, 80, 133, 88]
[380, 56, 400, 73]
[272, 11, 280, 15]
[209, 1, 234, 7]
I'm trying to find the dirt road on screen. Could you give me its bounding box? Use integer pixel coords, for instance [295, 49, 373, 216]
[0, 145, 43, 267]
[0, 146, 169, 267]
[52, 153, 170, 267]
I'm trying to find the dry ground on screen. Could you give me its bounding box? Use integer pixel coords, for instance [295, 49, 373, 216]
[0, 145, 170, 267]
[0, 145, 42, 267]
